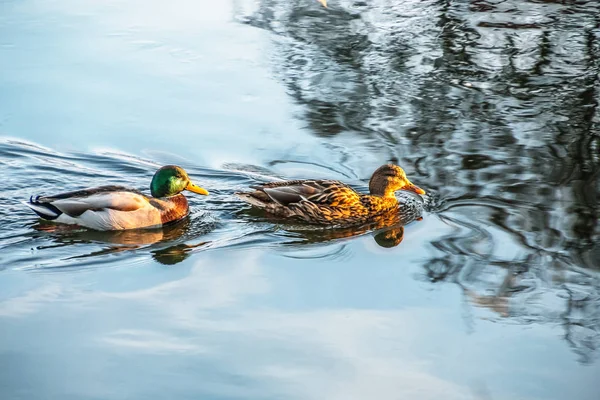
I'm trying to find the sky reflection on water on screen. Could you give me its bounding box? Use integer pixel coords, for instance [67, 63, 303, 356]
[2, 245, 598, 400]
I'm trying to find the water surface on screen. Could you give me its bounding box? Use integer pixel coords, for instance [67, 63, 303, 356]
[1, 1, 599, 399]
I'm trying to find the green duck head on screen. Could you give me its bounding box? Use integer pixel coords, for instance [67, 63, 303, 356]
[150, 165, 209, 198]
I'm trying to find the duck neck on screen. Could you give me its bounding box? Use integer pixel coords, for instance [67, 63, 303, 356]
[371, 190, 396, 199]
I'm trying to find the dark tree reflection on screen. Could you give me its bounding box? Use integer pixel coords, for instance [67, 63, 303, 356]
[234, 0, 600, 362]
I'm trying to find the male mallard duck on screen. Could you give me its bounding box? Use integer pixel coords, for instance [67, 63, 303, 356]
[236, 164, 425, 226]
[24, 165, 208, 231]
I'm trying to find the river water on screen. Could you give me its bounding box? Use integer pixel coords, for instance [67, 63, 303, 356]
[1, 1, 599, 399]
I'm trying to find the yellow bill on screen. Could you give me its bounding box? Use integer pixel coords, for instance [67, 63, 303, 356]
[318, 0, 327, 7]
[186, 182, 209, 195]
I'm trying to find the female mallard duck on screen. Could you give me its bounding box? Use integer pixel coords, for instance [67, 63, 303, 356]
[236, 164, 425, 226]
[24, 165, 208, 231]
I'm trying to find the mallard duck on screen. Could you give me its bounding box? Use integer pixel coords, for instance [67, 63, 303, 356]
[24, 165, 208, 231]
[236, 164, 425, 226]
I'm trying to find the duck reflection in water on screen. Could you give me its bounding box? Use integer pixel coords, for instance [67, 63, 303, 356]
[300, 222, 407, 248]
[283, 211, 417, 248]
[32, 217, 210, 265]
[241, 199, 422, 249]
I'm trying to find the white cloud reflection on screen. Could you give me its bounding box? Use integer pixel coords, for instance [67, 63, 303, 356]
[0, 283, 65, 318]
[88, 250, 475, 400]
[102, 329, 206, 354]
[0, 248, 570, 400]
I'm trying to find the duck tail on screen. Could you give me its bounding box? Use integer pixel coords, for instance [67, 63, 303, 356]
[23, 196, 62, 220]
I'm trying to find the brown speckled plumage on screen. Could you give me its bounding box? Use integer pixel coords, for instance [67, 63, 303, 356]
[236, 164, 425, 227]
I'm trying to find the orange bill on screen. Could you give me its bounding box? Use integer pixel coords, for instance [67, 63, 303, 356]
[185, 182, 209, 195]
[405, 184, 426, 195]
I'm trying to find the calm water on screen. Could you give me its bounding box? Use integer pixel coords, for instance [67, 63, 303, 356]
[1, 0, 599, 399]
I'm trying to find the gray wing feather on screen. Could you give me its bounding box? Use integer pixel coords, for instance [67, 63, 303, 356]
[263, 184, 318, 205]
[48, 191, 147, 217]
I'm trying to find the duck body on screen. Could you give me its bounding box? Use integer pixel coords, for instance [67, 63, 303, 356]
[238, 179, 400, 226]
[24, 165, 208, 231]
[26, 186, 189, 231]
[237, 164, 426, 227]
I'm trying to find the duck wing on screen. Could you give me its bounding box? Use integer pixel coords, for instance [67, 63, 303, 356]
[250, 180, 360, 207]
[27, 186, 148, 219]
